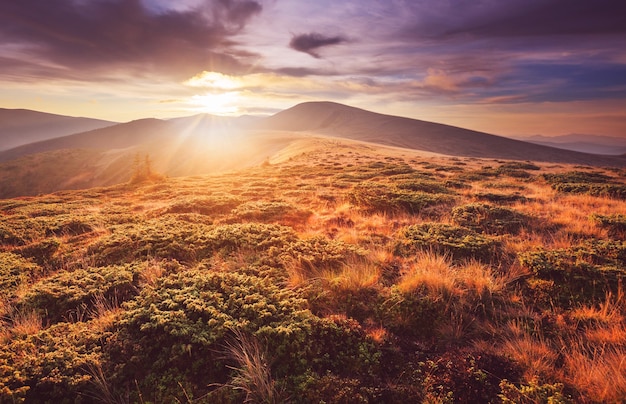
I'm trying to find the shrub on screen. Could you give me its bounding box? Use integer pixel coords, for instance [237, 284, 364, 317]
[592, 214, 626, 238]
[395, 223, 500, 262]
[0, 321, 106, 402]
[104, 266, 384, 402]
[499, 162, 541, 171]
[543, 171, 626, 199]
[348, 182, 454, 215]
[89, 220, 297, 265]
[519, 240, 625, 307]
[499, 378, 571, 404]
[452, 203, 529, 234]
[0, 252, 43, 301]
[475, 192, 528, 204]
[163, 195, 242, 216]
[230, 201, 311, 225]
[22, 264, 140, 323]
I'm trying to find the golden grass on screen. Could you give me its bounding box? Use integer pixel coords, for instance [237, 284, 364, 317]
[397, 251, 505, 299]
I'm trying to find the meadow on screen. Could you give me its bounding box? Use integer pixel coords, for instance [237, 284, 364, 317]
[0, 141, 624, 403]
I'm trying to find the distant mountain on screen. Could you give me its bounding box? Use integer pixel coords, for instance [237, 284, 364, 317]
[0, 113, 294, 198]
[0, 108, 115, 151]
[0, 102, 624, 198]
[514, 134, 626, 155]
[260, 102, 626, 166]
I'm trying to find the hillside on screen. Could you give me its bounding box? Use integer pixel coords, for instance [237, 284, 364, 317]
[0, 143, 624, 402]
[0, 102, 624, 199]
[261, 102, 626, 166]
[0, 108, 115, 151]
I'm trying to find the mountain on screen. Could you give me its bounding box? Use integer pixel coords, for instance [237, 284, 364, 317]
[0, 108, 115, 151]
[0, 114, 297, 198]
[0, 102, 624, 198]
[260, 102, 626, 166]
[515, 134, 626, 155]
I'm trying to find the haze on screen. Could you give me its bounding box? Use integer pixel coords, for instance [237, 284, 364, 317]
[1, 0, 625, 139]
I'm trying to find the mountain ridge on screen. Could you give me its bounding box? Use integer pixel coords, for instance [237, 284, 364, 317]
[0, 108, 116, 151]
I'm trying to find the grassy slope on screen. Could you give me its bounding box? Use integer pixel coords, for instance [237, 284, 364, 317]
[0, 140, 625, 403]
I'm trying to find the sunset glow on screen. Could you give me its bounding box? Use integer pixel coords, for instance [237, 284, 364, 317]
[0, 1, 625, 138]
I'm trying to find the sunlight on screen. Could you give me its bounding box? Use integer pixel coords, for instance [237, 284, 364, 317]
[189, 92, 240, 115]
[184, 71, 242, 90]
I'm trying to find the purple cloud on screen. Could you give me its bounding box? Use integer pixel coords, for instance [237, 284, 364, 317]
[289, 33, 347, 58]
[0, 0, 263, 81]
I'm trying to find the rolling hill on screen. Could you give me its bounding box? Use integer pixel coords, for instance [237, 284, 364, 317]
[0, 102, 624, 198]
[0, 108, 115, 151]
[261, 102, 626, 166]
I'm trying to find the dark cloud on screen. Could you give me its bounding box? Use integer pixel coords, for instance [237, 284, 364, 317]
[402, 0, 626, 40]
[289, 33, 347, 58]
[0, 0, 263, 81]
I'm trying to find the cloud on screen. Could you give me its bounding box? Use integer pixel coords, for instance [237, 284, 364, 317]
[400, 0, 626, 40]
[0, 0, 263, 81]
[289, 33, 347, 58]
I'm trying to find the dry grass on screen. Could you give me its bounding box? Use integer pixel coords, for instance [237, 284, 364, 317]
[397, 251, 504, 299]
[6, 309, 43, 338]
[222, 329, 282, 404]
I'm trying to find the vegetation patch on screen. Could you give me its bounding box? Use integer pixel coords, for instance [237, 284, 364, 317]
[452, 203, 530, 234]
[395, 223, 500, 262]
[22, 264, 140, 323]
[348, 182, 454, 215]
[519, 240, 625, 307]
[544, 171, 626, 199]
[0, 252, 42, 300]
[230, 201, 312, 225]
[592, 213, 626, 239]
[162, 195, 242, 216]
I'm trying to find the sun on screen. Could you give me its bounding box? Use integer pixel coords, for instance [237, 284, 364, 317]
[190, 92, 240, 115]
[184, 71, 245, 115]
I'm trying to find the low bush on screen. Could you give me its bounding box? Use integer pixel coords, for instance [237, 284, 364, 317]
[452, 203, 529, 234]
[519, 240, 625, 307]
[89, 220, 297, 265]
[0, 321, 106, 402]
[395, 223, 501, 262]
[112, 270, 380, 402]
[543, 171, 626, 199]
[0, 252, 42, 300]
[592, 214, 626, 238]
[475, 192, 528, 204]
[230, 201, 311, 225]
[348, 182, 454, 215]
[163, 195, 242, 216]
[22, 264, 140, 323]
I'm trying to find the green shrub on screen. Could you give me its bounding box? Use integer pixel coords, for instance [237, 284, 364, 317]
[280, 236, 365, 272]
[395, 179, 453, 194]
[163, 195, 242, 216]
[395, 223, 500, 262]
[0, 321, 106, 403]
[499, 162, 541, 171]
[499, 378, 571, 404]
[475, 192, 528, 203]
[543, 171, 626, 199]
[348, 182, 454, 215]
[22, 264, 140, 323]
[89, 220, 297, 265]
[543, 171, 612, 185]
[592, 214, 626, 238]
[0, 252, 42, 300]
[452, 203, 529, 234]
[230, 201, 311, 224]
[519, 240, 625, 307]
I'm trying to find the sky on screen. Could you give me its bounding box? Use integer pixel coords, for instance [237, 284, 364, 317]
[0, 0, 625, 138]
